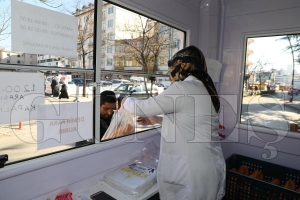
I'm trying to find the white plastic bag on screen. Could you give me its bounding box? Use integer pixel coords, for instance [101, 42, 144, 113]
[101, 107, 135, 140]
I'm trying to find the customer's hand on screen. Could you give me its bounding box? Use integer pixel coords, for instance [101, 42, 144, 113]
[137, 116, 162, 125]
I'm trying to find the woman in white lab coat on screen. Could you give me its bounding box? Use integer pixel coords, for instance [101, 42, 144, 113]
[122, 45, 226, 200]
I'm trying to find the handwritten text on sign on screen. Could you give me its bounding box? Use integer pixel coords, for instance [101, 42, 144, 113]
[37, 102, 93, 150]
[11, 0, 78, 58]
[0, 72, 44, 125]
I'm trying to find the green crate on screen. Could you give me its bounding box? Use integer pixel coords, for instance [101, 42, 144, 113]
[223, 154, 300, 200]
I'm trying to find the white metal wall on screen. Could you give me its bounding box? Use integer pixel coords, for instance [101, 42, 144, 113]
[216, 0, 300, 168]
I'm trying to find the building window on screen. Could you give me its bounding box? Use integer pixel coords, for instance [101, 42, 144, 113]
[17, 60, 20, 64]
[107, 46, 113, 53]
[107, 58, 112, 66]
[126, 61, 132, 66]
[107, 32, 114, 40]
[102, 23, 106, 30]
[108, 6, 114, 14]
[7, 60, 10, 63]
[107, 20, 113, 28]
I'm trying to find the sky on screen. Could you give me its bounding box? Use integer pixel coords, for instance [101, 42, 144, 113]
[247, 36, 300, 72]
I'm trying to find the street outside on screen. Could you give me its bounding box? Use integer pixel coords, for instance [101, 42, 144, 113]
[241, 91, 300, 131]
[0, 94, 93, 163]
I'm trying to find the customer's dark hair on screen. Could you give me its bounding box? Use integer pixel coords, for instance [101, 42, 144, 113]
[100, 90, 116, 106]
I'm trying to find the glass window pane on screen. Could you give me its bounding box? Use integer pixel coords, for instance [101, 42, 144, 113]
[99, 72, 171, 141]
[0, 0, 95, 164]
[98, 2, 185, 141]
[241, 34, 300, 131]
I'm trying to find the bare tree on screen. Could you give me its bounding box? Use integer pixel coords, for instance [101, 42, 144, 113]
[247, 57, 271, 92]
[116, 16, 172, 96]
[277, 35, 300, 87]
[74, 4, 94, 97]
[0, 3, 11, 52]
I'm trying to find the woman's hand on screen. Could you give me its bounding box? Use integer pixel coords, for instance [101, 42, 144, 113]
[137, 116, 162, 125]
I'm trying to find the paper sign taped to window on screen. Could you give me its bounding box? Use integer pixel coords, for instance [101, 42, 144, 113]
[37, 101, 93, 150]
[11, 0, 78, 58]
[0, 72, 44, 124]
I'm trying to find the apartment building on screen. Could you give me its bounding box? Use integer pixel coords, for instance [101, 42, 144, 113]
[0, 48, 37, 65]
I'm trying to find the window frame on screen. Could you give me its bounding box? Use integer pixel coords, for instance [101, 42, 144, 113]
[239, 31, 300, 135]
[0, 0, 186, 166]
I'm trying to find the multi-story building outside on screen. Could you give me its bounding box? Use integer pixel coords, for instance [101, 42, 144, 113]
[38, 2, 184, 80]
[37, 55, 69, 68]
[0, 48, 37, 66]
[274, 74, 291, 86]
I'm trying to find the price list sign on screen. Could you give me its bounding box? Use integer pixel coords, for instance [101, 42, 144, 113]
[11, 0, 78, 58]
[0, 72, 44, 124]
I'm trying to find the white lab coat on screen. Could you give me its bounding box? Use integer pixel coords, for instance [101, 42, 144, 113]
[123, 76, 226, 200]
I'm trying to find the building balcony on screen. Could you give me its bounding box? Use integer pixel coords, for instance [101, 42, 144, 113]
[124, 66, 143, 70]
[247, 49, 253, 55]
[246, 60, 253, 67]
[247, 38, 254, 44]
[158, 65, 168, 71]
[114, 66, 124, 70]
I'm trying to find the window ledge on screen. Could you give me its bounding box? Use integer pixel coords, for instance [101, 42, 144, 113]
[237, 123, 300, 140]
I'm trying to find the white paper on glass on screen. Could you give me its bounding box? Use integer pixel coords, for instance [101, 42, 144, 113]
[0, 72, 44, 124]
[37, 101, 93, 150]
[11, 0, 78, 58]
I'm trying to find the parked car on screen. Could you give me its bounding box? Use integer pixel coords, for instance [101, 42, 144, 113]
[114, 83, 159, 101]
[72, 78, 83, 85]
[288, 88, 299, 95]
[158, 81, 172, 90]
[100, 81, 113, 91]
[155, 83, 165, 88]
[59, 81, 75, 85]
[110, 79, 131, 90]
[72, 78, 93, 86]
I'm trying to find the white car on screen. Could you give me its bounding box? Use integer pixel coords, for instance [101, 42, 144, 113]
[109, 79, 131, 90]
